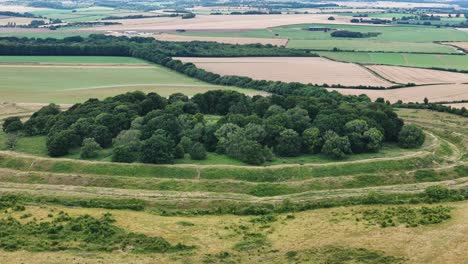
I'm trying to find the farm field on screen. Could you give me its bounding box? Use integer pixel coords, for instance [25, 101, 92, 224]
[0, 56, 263, 103]
[175, 57, 393, 87]
[0, 16, 46, 26]
[152, 33, 288, 46]
[442, 103, 468, 109]
[327, 84, 468, 103]
[442, 42, 468, 52]
[366, 65, 468, 85]
[318, 52, 468, 71]
[181, 24, 468, 53]
[81, 14, 360, 32]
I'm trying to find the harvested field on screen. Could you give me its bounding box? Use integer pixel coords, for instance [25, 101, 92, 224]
[82, 14, 368, 32]
[328, 84, 468, 103]
[334, 1, 456, 8]
[0, 17, 45, 26]
[176, 57, 393, 87]
[442, 103, 468, 109]
[0, 5, 48, 12]
[152, 33, 288, 46]
[367, 65, 468, 85]
[442, 42, 468, 52]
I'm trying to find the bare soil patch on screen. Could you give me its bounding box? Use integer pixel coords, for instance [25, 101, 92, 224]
[176, 57, 393, 87]
[82, 14, 372, 32]
[367, 65, 468, 85]
[152, 33, 288, 46]
[328, 84, 468, 103]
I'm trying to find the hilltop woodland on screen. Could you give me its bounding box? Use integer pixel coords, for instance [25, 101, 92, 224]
[0, 35, 425, 165]
[5, 90, 423, 165]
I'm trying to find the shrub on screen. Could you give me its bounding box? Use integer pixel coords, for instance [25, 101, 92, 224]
[398, 124, 425, 148]
[80, 138, 102, 159]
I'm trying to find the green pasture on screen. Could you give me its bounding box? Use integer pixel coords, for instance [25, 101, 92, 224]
[318, 52, 468, 71]
[0, 56, 259, 103]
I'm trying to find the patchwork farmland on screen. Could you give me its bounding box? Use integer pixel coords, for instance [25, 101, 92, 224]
[0, 0, 466, 263]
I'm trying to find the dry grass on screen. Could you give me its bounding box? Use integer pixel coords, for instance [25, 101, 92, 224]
[82, 14, 367, 32]
[367, 65, 468, 85]
[176, 57, 393, 87]
[328, 83, 468, 103]
[0, 201, 467, 263]
[152, 33, 288, 46]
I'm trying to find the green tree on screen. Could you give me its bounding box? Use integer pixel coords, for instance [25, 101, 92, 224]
[322, 135, 352, 159]
[285, 107, 310, 133]
[80, 138, 102, 159]
[364, 128, 384, 152]
[189, 142, 207, 160]
[302, 127, 322, 153]
[2, 116, 23, 133]
[140, 132, 175, 164]
[174, 143, 185, 159]
[46, 129, 80, 157]
[112, 144, 139, 163]
[275, 129, 301, 156]
[398, 124, 425, 148]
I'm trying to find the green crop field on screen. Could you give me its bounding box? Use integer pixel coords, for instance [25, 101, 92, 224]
[181, 24, 468, 53]
[0, 56, 262, 103]
[317, 52, 468, 71]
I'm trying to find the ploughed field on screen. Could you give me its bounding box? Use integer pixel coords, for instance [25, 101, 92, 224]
[0, 56, 264, 103]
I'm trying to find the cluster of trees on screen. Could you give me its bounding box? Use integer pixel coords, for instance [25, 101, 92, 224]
[8, 90, 424, 165]
[331, 30, 381, 38]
